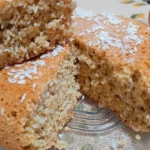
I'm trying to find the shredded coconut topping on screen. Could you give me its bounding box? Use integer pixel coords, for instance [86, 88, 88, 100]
[6, 45, 65, 85]
[73, 7, 96, 19]
[8, 60, 45, 84]
[20, 93, 27, 103]
[75, 9, 143, 60]
[40, 45, 65, 58]
[52, 45, 65, 57]
[124, 58, 134, 64]
[124, 22, 143, 45]
[1, 107, 4, 116]
[96, 31, 122, 50]
[101, 12, 123, 25]
[82, 95, 85, 100]
[32, 83, 37, 91]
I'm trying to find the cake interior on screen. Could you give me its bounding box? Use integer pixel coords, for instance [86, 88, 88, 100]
[20, 49, 80, 150]
[75, 43, 150, 132]
[0, 0, 74, 62]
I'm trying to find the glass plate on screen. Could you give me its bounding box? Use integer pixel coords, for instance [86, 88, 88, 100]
[61, 96, 150, 150]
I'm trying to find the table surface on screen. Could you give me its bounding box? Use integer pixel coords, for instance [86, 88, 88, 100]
[0, 0, 150, 150]
[75, 0, 149, 24]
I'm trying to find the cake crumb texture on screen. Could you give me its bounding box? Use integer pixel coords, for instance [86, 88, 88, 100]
[73, 8, 150, 132]
[0, 0, 75, 68]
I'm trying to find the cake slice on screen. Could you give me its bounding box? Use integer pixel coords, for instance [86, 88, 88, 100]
[0, 0, 75, 69]
[73, 8, 150, 132]
[0, 44, 81, 150]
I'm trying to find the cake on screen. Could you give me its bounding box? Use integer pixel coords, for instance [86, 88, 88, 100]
[0, 0, 75, 69]
[73, 8, 150, 132]
[0, 44, 81, 150]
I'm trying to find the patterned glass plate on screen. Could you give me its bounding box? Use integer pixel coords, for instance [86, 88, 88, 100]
[61, 96, 150, 150]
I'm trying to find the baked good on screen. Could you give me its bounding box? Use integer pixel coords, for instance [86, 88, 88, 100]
[73, 8, 150, 132]
[0, 44, 81, 150]
[0, 0, 75, 69]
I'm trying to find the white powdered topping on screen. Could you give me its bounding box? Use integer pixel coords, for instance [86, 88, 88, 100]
[123, 22, 143, 55]
[52, 45, 65, 57]
[82, 95, 85, 100]
[40, 53, 51, 59]
[92, 24, 104, 31]
[59, 134, 64, 139]
[4, 66, 9, 70]
[124, 58, 134, 64]
[40, 45, 65, 58]
[124, 22, 143, 45]
[73, 8, 142, 56]
[78, 14, 143, 57]
[73, 7, 96, 19]
[96, 31, 122, 50]
[74, 8, 143, 57]
[20, 93, 27, 103]
[95, 29, 142, 55]
[6, 0, 12, 2]
[32, 83, 37, 91]
[15, 64, 23, 67]
[79, 32, 85, 36]
[49, 82, 54, 87]
[79, 20, 104, 37]
[1, 107, 4, 116]
[101, 12, 123, 25]
[8, 60, 45, 84]
[30, 60, 45, 66]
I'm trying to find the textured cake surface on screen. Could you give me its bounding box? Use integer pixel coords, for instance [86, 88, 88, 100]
[0, 45, 80, 150]
[0, 0, 75, 69]
[73, 8, 150, 132]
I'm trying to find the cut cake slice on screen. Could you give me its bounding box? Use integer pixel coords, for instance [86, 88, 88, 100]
[73, 8, 150, 132]
[0, 44, 81, 150]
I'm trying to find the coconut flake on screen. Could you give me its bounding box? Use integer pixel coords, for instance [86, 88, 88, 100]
[8, 60, 46, 84]
[101, 12, 123, 25]
[73, 7, 96, 19]
[17, 80, 26, 84]
[52, 45, 65, 57]
[124, 58, 134, 64]
[20, 93, 27, 103]
[40, 53, 51, 59]
[82, 95, 85, 100]
[32, 83, 37, 91]
[96, 31, 122, 50]
[1, 107, 4, 116]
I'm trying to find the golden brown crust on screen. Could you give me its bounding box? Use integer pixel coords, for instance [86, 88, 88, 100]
[0, 45, 69, 149]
